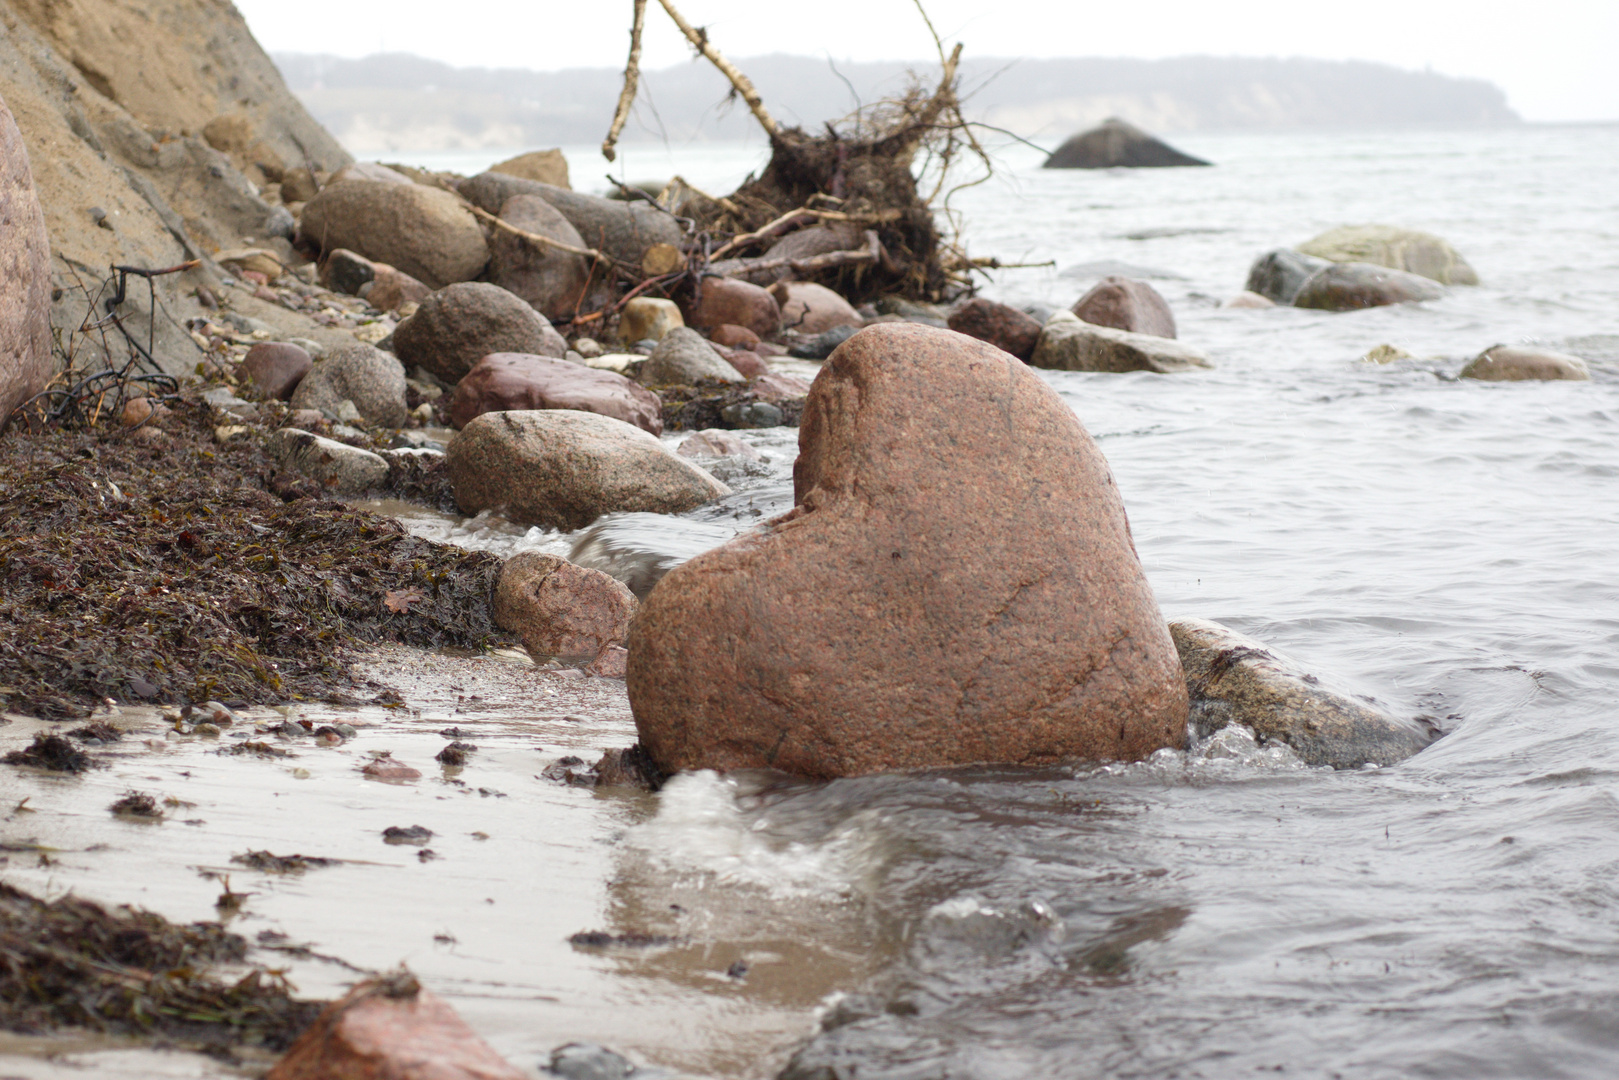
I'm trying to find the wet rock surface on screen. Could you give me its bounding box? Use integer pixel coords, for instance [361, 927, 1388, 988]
[447, 410, 730, 530]
[1292, 261, 1446, 311]
[1459, 345, 1590, 382]
[493, 552, 636, 664]
[298, 180, 489, 289]
[1170, 617, 1435, 769]
[1245, 248, 1333, 305]
[288, 343, 409, 427]
[394, 282, 568, 384]
[1071, 276, 1178, 338]
[628, 323, 1189, 778]
[1032, 311, 1212, 373]
[449, 353, 664, 434]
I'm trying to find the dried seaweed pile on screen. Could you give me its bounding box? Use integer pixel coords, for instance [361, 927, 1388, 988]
[0, 398, 509, 719]
[0, 881, 322, 1055]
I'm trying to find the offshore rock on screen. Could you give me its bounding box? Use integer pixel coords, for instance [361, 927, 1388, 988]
[1245, 249, 1332, 305]
[1170, 617, 1435, 769]
[1072, 276, 1177, 338]
[638, 327, 745, 386]
[770, 281, 862, 336]
[1292, 262, 1445, 311]
[946, 298, 1043, 360]
[298, 180, 488, 289]
[1043, 118, 1211, 169]
[1, 91, 52, 422]
[684, 277, 781, 340]
[1298, 224, 1479, 286]
[266, 975, 525, 1080]
[1459, 345, 1590, 382]
[448, 353, 663, 434]
[288, 344, 409, 427]
[628, 324, 1189, 778]
[447, 410, 729, 530]
[394, 283, 567, 384]
[488, 194, 591, 322]
[1032, 311, 1211, 373]
[493, 553, 636, 663]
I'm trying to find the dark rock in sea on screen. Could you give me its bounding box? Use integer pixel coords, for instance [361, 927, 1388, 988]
[393, 282, 567, 384]
[1459, 345, 1590, 382]
[449, 352, 664, 434]
[946, 298, 1043, 360]
[1244, 249, 1332, 304]
[627, 323, 1189, 779]
[446, 410, 729, 530]
[720, 400, 782, 428]
[488, 194, 592, 322]
[1, 92, 53, 423]
[1170, 617, 1436, 769]
[1043, 118, 1211, 169]
[1292, 262, 1445, 311]
[1072, 276, 1177, 338]
[493, 552, 636, 664]
[1031, 312, 1211, 373]
[287, 343, 409, 427]
[1298, 224, 1479, 286]
[789, 324, 860, 359]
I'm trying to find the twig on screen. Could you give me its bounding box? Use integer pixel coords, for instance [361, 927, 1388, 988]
[653, 0, 778, 137]
[602, 0, 649, 163]
[710, 207, 904, 260]
[715, 230, 882, 278]
[463, 203, 632, 271]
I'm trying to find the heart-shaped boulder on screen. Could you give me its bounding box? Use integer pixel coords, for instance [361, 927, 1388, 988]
[627, 323, 1188, 778]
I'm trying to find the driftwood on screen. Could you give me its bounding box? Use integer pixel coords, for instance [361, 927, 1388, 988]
[601, 0, 648, 163]
[715, 230, 884, 280]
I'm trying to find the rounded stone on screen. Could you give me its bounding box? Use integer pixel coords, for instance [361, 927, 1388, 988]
[493, 552, 637, 663]
[638, 327, 745, 386]
[288, 343, 409, 427]
[1298, 225, 1478, 286]
[947, 298, 1044, 360]
[241, 342, 312, 400]
[298, 180, 489, 289]
[448, 352, 663, 434]
[1292, 262, 1445, 311]
[770, 281, 862, 336]
[488, 194, 591, 322]
[393, 282, 567, 384]
[1072, 276, 1177, 338]
[627, 323, 1190, 779]
[684, 277, 781, 339]
[1459, 345, 1590, 382]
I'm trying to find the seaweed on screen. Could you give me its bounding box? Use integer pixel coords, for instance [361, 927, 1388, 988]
[109, 791, 163, 818]
[3, 733, 97, 772]
[0, 394, 514, 719]
[231, 851, 337, 874]
[0, 881, 323, 1055]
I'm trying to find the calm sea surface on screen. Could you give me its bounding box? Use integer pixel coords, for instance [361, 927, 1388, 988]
[371, 128, 1619, 1076]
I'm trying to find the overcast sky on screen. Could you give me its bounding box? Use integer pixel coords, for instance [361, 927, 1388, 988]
[238, 0, 1617, 123]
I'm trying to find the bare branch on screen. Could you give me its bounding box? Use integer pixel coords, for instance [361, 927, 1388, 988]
[716, 230, 882, 278]
[602, 0, 649, 162]
[653, 0, 778, 137]
[463, 203, 632, 271]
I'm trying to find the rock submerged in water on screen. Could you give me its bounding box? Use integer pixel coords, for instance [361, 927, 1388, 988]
[1244, 249, 1332, 305]
[393, 282, 568, 384]
[1071, 276, 1177, 338]
[448, 352, 664, 434]
[1170, 617, 1435, 769]
[1031, 311, 1211, 373]
[1459, 345, 1590, 382]
[628, 323, 1189, 779]
[1, 91, 53, 423]
[1043, 118, 1211, 169]
[1292, 262, 1446, 311]
[1298, 224, 1478, 286]
[447, 410, 729, 531]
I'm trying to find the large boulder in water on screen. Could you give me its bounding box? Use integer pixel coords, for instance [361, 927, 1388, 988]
[459, 173, 681, 267]
[1245, 249, 1332, 305]
[297, 180, 489, 289]
[447, 410, 729, 531]
[1071, 276, 1177, 338]
[448, 352, 664, 434]
[1459, 345, 1590, 382]
[488, 194, 591, 322]
[1043, 118, 1210, 169]
[393, 283, 567, 384]
[1170, 617, 1435, 769]
[627, 323, 1189, 779]
[1, 93, 53, 423]
[1298, 225, 1478, 286]
[1292, 262, 1445, 311]
[1031, 312, 1211, 373]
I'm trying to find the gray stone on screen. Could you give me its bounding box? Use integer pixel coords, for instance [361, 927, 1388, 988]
[1292, 262, 1445, 311]
[393, 282, 567, 385]
[488, 194, 592, 322]
[1245, 249, 1332, 305]
[298, 180, 488, 289]
[637, 327, 744, 386]
[459, 173, 682, 267]
[289, 343, 409, 427]
[720, 401, 783, 428]
[268, 428, 388, 494]
[1460, 345, 1590, 382]
[1031, 311, 1212, 373]
[1043, 118, 1211, 169]
[788, 324, 859, 359]
[447, 410, 730, 531]
[546, 1042, 635, 1080]
[1298, 225, 1478, 286]
[1170, 617, 1435, 769]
